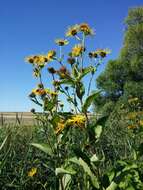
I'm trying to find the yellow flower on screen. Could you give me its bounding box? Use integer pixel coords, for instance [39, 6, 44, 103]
[66, 115, 86, 128]
[66, 24, 79, 37]
[71, 44, 84, 57]
[32, 88, 47, 96]
[128, 97, 139, 104]
[55, 39, 69, 46]
[79, 23, 94, 36]
[127, 112, 137, 119]
[127, 125, 136, 129]
[28, 167, 37, 177]
[96, 48, 111, 58]
[139, 120, 143, 126]
[25, 55, 48, 67]
[25, 56, 35, 64]
[55, 121, 65, 134]
[47, 50, 56, 61]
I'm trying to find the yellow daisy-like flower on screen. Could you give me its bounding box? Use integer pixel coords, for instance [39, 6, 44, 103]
[127, 125, 136, 129]
[25, 56, 35, 64]
[26, 55, 48, 65]
[55, 121, 65, 134]
[79, 23, 94, 36]
[71, 44, 84, 57]
[66, 24, 79, 37]
[47, 50, 56, 61]
[32, 88, 47, 96]
[66, 115, 86, 128]
[55, 39, 69, 46]
[28, 167, 37, 177]
[96, 49, 111, 58]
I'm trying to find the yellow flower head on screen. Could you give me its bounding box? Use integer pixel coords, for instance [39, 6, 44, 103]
[71, 44, 84, 57]
[127, 125, 136, 130]
[32, 88, 47, 96]
[96, 49, 111, 58]
[66, 115, 86, 128]
[28, 167, 37, 177]
[128, 97, 139, 104]
[79, 23, 94, 36]
[55, 121, 65, 134]
[55, 39, 69, 46]
[139, 120, 143, 126]
[25, 56, 35, 64]
[47, 50, 56, 61]
[26, 55, 48, 65]
[66, 24, 79, 37]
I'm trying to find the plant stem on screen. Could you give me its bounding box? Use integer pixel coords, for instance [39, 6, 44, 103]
[87, 74, 94, 96]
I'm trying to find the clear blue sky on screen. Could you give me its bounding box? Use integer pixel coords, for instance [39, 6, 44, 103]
[0, 0, 142, 112]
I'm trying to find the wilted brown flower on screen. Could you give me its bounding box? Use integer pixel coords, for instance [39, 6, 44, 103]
[67, 57, 76, 65]
[79, 23, 94, 36]
[48, 67, 57, 74]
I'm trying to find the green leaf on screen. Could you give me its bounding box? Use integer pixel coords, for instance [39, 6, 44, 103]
[44, 99, 54, 111]
[106, 181, 118, 190]
[138, 142, 143, 156]
[70, 157, 99, 189]
[90, 154, 99, 162]
[0, 135, 9, 151]
[59, 78, 75, 86]
[82, 91, 102, 113]
[76, 82, 85, 100]
[31, 143, 53, 156]
[95, 125, 102, 139]
[72, 64, 80, 78]
[72, 147, 91, 166]
[55, 168, 76, 175]
[62, 174, 72, 189]
[77, 66, 95, 81]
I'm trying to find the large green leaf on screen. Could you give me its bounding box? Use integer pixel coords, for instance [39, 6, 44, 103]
[106, 181, 118, 190]
[62, 174, 72, 190]
[76, 82, 85, 100]
[56, 167, 76, 175]
[31, 143, 53, 156]
[77, 66, 95, 81]
[95, 125, 102, 139]
[70, 157, 99, 189]
[82, 91, 101, 112]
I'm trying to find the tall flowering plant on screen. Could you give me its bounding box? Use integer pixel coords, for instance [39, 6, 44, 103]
[26, 23, 110, 189]
[26, 23, 110, 133]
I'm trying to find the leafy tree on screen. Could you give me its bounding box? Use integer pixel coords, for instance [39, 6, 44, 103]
[94, 6, 143, 115]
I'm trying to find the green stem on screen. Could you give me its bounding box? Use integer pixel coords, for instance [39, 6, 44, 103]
[87, 73, 94, 96]
[81, 33, 85, 69]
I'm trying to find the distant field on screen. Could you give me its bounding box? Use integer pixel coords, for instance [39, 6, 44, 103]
[0, 112, 37, 126]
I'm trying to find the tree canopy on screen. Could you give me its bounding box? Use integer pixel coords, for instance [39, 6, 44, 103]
[94, 7, 143, 115]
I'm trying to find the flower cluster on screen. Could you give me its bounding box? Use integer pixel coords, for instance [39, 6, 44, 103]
[55, 114, 86, 134]
[89, 49, 111, 58]
[66, 23, 94, 37]
[26, 23, 110, 135]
